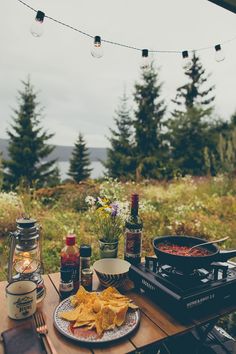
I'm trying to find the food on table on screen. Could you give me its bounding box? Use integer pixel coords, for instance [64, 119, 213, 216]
[158, 243, 213, 257]
[59, 286, 138, 337]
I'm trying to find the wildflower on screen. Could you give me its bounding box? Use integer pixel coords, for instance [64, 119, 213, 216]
[85, 196, 96, 206]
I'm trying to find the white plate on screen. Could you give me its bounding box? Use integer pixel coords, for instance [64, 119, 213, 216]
[53, 296, 140, 344]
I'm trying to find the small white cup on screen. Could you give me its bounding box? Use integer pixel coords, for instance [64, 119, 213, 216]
[6, 280, 37, 320]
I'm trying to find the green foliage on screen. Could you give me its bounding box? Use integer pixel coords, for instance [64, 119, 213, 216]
[0, 192, 24, 237]
[4, 77, 58, 189]
[68, 133, 92, 183]
[133, 62, 168, 180]
[172, 52, 215, 116]
[169, 107, 210, 175]
[217, 129, 236, 174]
[0, 152, 3, 190]
[105, 90, 136, 179]
[169, 53, 216, 176]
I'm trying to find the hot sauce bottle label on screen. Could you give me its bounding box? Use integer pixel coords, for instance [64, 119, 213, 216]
[125, 230, 142, 257]
[61, 256, 80, 285]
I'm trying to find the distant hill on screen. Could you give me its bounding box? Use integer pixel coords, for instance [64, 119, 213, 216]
[0, 138, 107, 162]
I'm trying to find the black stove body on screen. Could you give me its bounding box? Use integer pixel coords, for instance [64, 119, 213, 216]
[129, 256, 236, 316]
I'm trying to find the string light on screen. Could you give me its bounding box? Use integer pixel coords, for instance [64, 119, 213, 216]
[141, 49, 150, 69]
[30, 10, 45, 37]
[182, 51, 192, 69]
[16, 0, 236, 63]
[91, 36, 103, 58]
[215, 44, 225, 62]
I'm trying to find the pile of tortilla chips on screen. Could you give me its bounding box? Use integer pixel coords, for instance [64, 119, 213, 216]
[59, 286, 138, 336]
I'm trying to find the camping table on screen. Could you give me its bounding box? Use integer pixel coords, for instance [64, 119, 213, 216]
[0, 273, 235, 354]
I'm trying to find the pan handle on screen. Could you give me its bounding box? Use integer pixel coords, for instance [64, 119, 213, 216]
[217, 250, 236, 262]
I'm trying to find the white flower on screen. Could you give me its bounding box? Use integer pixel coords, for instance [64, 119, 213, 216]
[85, 196, 96, 206]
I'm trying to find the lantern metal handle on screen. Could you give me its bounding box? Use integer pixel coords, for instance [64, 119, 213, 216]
[7, 232, 18, 283]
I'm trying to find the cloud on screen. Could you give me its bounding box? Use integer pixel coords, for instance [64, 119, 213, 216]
[1, 0, 236, 146]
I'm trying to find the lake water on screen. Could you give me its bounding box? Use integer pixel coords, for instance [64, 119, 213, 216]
[58, 161, 105, 180]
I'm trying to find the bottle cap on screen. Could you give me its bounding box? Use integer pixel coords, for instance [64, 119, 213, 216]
[60, 267, 73, 282]
[131, 193, 139, 202]
[66, 234, 76, 246]
[80, 244, 92, 257]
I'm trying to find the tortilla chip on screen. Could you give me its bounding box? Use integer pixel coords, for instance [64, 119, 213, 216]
[101, 306, 116, 330]
[59, 286, 139, 337]
[115, 305, 128, 326]
[128, 302, 139, 309]
[95, 312, 103, 336]
[59, 305, 82, 321]
[73, 320, 93, 328]
[85, 322, 96, 330]
[93, 299, 102, 313]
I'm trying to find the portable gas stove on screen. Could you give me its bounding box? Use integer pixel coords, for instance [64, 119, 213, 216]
[129, 256, 236, 316]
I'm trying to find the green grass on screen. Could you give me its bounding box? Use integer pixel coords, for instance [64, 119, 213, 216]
[1, 176, 236, 279]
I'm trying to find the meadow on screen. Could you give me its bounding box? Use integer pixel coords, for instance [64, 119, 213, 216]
[1, 175, 236, 335]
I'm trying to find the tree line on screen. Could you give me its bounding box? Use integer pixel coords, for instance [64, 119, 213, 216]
[1, 53, 236, 189]
[106, 53, 236, 180]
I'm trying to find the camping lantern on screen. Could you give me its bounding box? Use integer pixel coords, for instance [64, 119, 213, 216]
[7, 217, 45, 301]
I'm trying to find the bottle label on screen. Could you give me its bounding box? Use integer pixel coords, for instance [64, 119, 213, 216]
[59, 282, 73, 292]
[61, 256, 80, 284]
[125, 230, 142, 258]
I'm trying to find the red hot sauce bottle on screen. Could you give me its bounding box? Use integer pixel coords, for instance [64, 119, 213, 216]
[60, 234, 80, 291]
[124, 193, 143, 265]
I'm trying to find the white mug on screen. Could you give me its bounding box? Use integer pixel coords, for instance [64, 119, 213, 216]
[6, 280, 37, 320]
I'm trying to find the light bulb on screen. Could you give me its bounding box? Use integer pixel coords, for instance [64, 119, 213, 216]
[215, 44, 225, 62]
[182, 50, 192, 69]
[91, 36, 103, 58]
[30, 10, 45, 37]
[141, 49, 150, 69]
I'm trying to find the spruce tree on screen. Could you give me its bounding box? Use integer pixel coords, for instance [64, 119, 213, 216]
[133, 62, 167, 179]
[4, 78, 57, 188]
[169, 53, 215, 176]
[68, 133, 92, 182]
[105, 91, 135, 179]
[0, 152, 3, 189]
[216, 129, 236, 174]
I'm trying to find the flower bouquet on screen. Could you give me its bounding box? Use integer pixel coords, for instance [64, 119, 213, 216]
[85, 196, 126, 258]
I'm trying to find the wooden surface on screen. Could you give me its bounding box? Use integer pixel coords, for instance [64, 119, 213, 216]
[0, 273, 236, 354]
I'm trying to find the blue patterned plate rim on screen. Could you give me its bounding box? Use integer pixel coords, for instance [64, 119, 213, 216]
[53, 295, 140, 344]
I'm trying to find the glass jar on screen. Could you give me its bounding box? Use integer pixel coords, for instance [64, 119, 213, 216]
[81, 268, 93, 291]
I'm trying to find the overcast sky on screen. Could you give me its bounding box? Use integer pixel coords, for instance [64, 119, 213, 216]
[1, 0, 236, 147]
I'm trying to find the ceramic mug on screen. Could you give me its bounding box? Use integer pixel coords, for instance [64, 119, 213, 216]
[6, 280, 37, 320]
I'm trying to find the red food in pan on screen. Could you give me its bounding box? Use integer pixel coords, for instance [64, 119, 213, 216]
[158, 243, 212, 257]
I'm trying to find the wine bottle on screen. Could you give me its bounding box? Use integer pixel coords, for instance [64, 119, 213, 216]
[124, 193, 143, 265]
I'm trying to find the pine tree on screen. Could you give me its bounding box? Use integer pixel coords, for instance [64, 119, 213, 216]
[105, 90, 135, 179]
[133, 62, 167, 179]
[0, 152, 3, 189]
[217, 129, 236, 174]
[4, 78, 57, 188]
[169, 53, 215, 176]
[230, 111, 236, 128]
[68, 133, 92, 182]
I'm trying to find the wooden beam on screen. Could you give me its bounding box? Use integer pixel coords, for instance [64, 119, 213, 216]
[208, 0, 236, 13]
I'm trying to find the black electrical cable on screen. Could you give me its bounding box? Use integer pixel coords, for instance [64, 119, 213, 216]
[16, 0, 236, 54]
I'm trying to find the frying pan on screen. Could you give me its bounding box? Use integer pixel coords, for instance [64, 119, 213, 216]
[153, 235, 236, 271]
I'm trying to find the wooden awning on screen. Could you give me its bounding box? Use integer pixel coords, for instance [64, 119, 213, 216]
[208, 0, 236, 13]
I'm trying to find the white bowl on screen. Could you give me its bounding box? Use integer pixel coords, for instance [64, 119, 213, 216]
[93, 258, 131, 288]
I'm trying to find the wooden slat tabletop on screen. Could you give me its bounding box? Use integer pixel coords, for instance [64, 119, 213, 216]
[0, 273, 236, 354]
